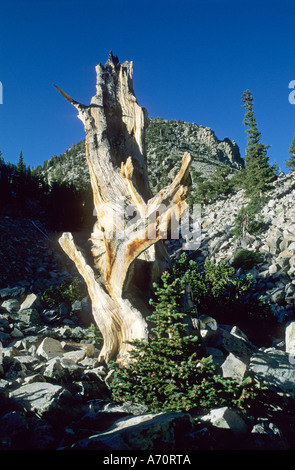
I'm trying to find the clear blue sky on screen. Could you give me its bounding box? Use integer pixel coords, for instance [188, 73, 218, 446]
[0, 0, 294, 172]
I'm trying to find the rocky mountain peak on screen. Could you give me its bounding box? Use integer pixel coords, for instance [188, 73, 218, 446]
[34, 117, 243, 193]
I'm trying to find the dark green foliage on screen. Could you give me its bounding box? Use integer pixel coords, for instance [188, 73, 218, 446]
[285, 134, 295, 172]
[0, 154, 13, 204]
[0, 147, 93, 232]
[0, 152, 44, 207]
[232, 92, 277, 242]
[232, 249, 265, 270]
[33, 141, 94, 231]
[109, 258, 269, 413]
[188, 165, 234, 205]
[41, 277, 87, 309]
[240, 90, 277, 198]
[17, 151, 26, 173]
[232, 196, 267, 238]
[46, 182, 86, 232]
[174, 254, 272, 328]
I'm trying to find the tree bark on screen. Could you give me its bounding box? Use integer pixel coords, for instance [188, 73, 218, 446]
[55, 52, 192, 363]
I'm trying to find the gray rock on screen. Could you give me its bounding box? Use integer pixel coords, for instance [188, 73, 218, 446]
[285, 321, 295, 355]
[0, 331, 11, 345]
[270, 288, 285, 304]
[13, 355, 40, 370]
[220, 352, 248, 383]
[3, 357, 27, 380]
[9, 382, 75, 422]
[71, 412, 195, 450]
[220, 326, 257, 360]
[36, 337, 64, 360]
[1, 299, 20, 313]
[43, 358, 66, 381]
[60, 358, 84, 380]
[62, 349, 86, 363]
[0, 287, 26, 300]
[17, 335, 43, 351]
[199, 314, 218, 331]
[23, 373, 46, 385]
[0, 315, 10, 331]
[250, 418, 287, 450]
[10, 327, 24, 339]
[71, 300, 84, 312]
[19, 293, 39, 311]
[249, 348, 295, 397]
[201, 407, 248, 436]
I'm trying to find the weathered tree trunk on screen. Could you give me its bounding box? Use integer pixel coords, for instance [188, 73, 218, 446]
[55, 52, 192, 363]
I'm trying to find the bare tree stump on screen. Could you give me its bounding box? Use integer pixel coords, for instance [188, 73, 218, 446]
[55, 52, 192, 363]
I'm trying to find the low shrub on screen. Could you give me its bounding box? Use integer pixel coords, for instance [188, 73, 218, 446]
[173, 254, 272, 328]
[109, 267, 267, 414]
[41, 277, 87, 309]
[232, 248, 265, 270]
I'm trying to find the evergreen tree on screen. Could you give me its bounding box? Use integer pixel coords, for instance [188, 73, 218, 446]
[17, 151, 26, 173]
[286, 134, 295, 172]
[209, 164, 234, 197]
[109, 259, 268, 413]
[241, 90, 277, 197]
[188, 165, 234, 206]
[0, 153, 12, 204]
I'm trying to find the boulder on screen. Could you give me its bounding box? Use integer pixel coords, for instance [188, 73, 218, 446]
[249, 348, 295, 397]
[220, 352, 248, 383]
[1, 299, 20, 313]
[18, 308, 40, 325]
[3, 357, 27, 380]
[201, 407, 248, 436]
[9, 382, 76, 423]
[36, 337, 64, 360]
[220, 326, 257, 360]
[42, 356, 83, 382]
[10, 327, 24, 339]
[0, 287, 26, 300]
[71, 412, 195, 450]
[62, 349, 86, 364]
[19, 293, 39, 311]
[199, 314, 218, 331]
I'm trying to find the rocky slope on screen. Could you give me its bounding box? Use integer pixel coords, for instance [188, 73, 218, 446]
[1, 257, 295, 450]
[189, 171, 295, 323]
[2, 123, 295, 449]
[1, 171, 295, 450]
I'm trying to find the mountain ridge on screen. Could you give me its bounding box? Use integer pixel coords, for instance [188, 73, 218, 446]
[34, 117, 244, 193]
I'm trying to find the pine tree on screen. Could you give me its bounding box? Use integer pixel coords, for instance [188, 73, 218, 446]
[286, 134, 295, 172]
[241, 90, 277, 197]
[109, 263, 265, 413]
[17, 151, 26, 173]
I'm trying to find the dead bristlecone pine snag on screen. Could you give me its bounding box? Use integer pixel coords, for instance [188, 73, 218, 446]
[55, 52, 193, 363]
